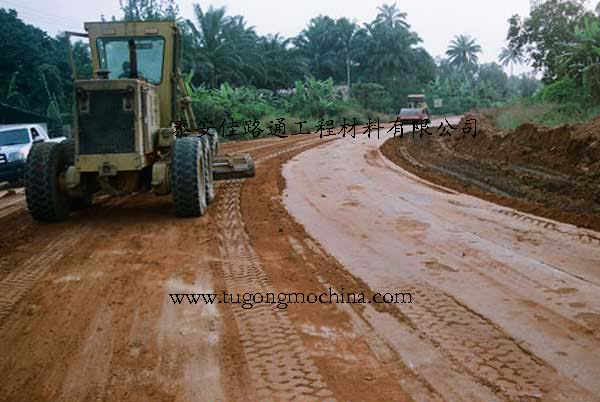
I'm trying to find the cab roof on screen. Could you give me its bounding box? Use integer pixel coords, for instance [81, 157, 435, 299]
[0, 124, 44, 132]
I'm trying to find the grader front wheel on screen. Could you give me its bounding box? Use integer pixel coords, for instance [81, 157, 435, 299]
[171, 137, 207, 217]
[25, 142, 71, 222]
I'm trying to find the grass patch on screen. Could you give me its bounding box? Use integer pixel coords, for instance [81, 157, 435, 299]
[494, 100, 600, 130]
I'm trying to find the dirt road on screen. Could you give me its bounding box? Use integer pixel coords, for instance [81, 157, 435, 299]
[283, 118, 600, 401]
[0, 118, 599, 401]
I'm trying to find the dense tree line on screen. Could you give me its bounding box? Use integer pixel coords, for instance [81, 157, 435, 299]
[180, 2, 437, 104]
[5, 0, 600, 123]
[507, 0, 600, 104]
[0, 9, 72, 117]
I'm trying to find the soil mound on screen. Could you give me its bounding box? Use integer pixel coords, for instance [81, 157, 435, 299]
[453, 113, 600, 178]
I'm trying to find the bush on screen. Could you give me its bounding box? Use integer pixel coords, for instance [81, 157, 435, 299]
[288, 78, 341, 118]
[351, 82, 393, 113]
[583, 64, 600, 103]
[190, 82, 279, 127]
[185, 76, 394, 140]
[536, 78, 583, 103]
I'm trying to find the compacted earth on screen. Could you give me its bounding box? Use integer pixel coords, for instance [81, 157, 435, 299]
[0, 116, 598, 402]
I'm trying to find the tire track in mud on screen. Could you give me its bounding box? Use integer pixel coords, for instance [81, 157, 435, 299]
[494, 208, 600, 246]
[0, 226, 91, 324]
[396, 282, 594, 402]
[406, 283, 545, 400]
[0, 195, 132, 326]
[377, 146, 597, 399]
[0, 194, 25, 220]
[0, 137, 312, 329]
[224, 138, 284, 154]
[284, 135, 598, 401]
[215, 139, 336, 401]
[0, 203, 24, 220]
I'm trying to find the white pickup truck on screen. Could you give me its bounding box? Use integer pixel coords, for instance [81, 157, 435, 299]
[0, 124, 66, 184]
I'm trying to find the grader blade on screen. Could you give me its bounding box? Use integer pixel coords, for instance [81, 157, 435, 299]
[212, 154, 256, 180]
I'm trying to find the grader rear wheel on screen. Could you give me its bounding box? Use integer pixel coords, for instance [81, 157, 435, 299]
[171, 137, 207, 217]
[201, 135, 215, 205]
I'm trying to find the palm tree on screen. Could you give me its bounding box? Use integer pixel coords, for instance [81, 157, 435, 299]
[186, 4, 258, 87]
[295, 16, 340, 81]
[335, 18, 358, 94]
[357, 21, 421, 84]
[446, 34, 482, 72]
[257, 34, 307, 89]
[498, 44, 524, 76]
[375, 3, 409, 28]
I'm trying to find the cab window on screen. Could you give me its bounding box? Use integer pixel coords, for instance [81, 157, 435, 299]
[96, 36, 165, 84]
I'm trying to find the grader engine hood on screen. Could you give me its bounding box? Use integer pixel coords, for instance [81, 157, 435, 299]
[74, 79, 159, 173]
[76, 80, 136, 155]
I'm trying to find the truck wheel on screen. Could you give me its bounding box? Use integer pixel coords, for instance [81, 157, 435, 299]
[25, 142, 71, 222]
[201, 136, 215, 204]
[171, 137, 207, 217]
[208, 128, 219, 156]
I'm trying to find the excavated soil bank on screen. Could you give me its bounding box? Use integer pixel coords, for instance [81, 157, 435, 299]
[381, 113, 600, 231]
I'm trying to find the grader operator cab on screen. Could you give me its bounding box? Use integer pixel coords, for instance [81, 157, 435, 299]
[25, 20, 255, 222]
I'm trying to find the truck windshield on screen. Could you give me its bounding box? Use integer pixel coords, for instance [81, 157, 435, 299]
[96, 36, 165, 84]
[0, 129, 30, 146]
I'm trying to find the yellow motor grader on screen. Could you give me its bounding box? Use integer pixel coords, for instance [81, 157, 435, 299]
[25, 20, 254, 221]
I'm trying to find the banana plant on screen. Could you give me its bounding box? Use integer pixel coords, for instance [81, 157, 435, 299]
[558, 17, 600, 82]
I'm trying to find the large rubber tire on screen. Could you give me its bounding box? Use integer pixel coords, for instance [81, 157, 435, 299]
[208, 128, 219, 156]
[25, 142, 71, 222]
[171, 137, 207, 217]
[201, 136, 215, 204]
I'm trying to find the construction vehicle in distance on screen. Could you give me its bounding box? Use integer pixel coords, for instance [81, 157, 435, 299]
[397, 93, 431, 125]
[25, 20, 255, 222]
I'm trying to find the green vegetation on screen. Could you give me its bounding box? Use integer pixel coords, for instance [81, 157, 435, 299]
[186, 77, 388, 138]
[0, 9, 76, 118]
[1, 0, 599, 137]
[495, 99, 600, 130]
[0, 2, 426, 134]
[498, 44, 524, 77]
[446, 34, 482, 72]
[498, 0, 600, 129]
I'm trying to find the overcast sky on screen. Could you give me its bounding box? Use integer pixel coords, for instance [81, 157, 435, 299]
[0, 0, 546, 74]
